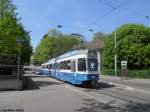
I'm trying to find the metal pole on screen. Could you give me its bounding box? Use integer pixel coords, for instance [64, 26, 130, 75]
[55, 26, 61, 75]
[17, 42, 20, 90]
[115, 32, 117, 77]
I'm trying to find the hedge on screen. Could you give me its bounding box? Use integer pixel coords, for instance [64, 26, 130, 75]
[101, 69, 150, 79]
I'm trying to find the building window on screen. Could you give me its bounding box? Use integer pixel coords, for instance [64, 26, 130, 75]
[78, 58, 86, 71]
[67, 60, 71, 70]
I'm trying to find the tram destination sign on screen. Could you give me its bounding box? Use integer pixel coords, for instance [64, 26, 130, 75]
[88, 50, 97, 57]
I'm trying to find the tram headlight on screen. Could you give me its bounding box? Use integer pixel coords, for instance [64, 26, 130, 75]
[92, 75, 95, 79]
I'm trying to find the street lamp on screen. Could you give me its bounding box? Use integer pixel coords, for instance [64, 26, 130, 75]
[71, 33, 83, 43]
[89, 29, 94, 32]
[71, 33, 84, 49]
[89, 29, 99, 48]
[57, 25, 63, 28]
[54, 25, 63, 75]
[16, 38, 24, 90]
[145, 16, 149, 26]
[56, 25, 63, 54]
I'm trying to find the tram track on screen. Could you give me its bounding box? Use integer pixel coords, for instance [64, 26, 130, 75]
[25, 75, 150, 112]
[51, 76, 150, 106]
[62, 79, 150, 105]
[93, 89, 148, 104]
[81, 82, 150, 105]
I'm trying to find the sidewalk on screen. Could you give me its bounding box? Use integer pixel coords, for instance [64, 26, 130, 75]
[100, 75, 150, 94]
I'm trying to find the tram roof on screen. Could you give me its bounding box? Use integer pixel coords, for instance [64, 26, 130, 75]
[48, 49, 88, 63]
[57, 49, 88, 60]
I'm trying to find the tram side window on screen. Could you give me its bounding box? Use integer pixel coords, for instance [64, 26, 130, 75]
[49, 64, 52, 69]
[54, 63, 57, 69]
[52, 64, 55, 69]
[57, 63, 60, 69]
[67, 60, 71, 70]
[78, 58, 86, 71]
[60, 61, 63, 69]
[63, 61, 67, 70]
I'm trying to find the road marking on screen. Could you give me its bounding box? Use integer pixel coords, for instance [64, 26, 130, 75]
[125, 86, 134, 91]
[133, 89, 150, 95]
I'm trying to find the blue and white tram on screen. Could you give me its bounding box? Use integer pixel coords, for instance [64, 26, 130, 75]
[41, 63, 50, 75]
[42, 49, 99, 87]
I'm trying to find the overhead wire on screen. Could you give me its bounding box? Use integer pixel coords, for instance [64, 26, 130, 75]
[79, 0, 134, 34]
[91, 0, 135, 27]
[104, 0, 147, 17]
[99, 0, 150, 27]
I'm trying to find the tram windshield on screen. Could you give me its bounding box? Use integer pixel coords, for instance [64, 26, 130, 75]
[88, 58, 98, 71]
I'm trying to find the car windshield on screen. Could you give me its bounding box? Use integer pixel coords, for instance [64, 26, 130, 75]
[88, 58, 98, 71]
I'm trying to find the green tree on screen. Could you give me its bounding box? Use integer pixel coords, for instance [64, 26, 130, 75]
[0, 0, 32, 64]
[93, 32, 108, 43]
[33, 29, 80, 64]
[104, 24, 150, 69]
[0, 0, 16, 18]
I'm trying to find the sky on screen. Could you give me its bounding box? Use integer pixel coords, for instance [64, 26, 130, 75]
[13, 0, 150, 49]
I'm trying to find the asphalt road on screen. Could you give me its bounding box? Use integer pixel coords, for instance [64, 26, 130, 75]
[100, 75, 150, 92]
[0, 73, 150, 112]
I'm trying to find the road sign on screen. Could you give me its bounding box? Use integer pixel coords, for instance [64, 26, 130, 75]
[121, 60, 128, 79]
[121, 60, 127, 65]
[121, 60, 127, 69]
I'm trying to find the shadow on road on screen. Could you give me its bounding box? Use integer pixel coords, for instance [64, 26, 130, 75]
[95, 81, 115, 90]
[75, 98, 150, 112]
[83, 82, 115, 92]
[23, 77, 39, 90]
[23, 76, 64, 90]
